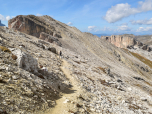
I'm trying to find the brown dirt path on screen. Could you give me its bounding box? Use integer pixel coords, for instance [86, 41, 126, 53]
[45, 59, 82, 114]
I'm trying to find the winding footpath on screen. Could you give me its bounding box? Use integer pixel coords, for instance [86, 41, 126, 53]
[46, 59, 81, 114]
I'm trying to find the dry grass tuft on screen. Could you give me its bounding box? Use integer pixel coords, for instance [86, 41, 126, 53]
[98, 67, 106, 73]
[129, 104, 142, 110]
[99, 79, 109, 86]
[0, 46, 11, 53]
[130, 51, 152, 69]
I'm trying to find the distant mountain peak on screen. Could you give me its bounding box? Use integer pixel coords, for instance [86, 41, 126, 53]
[0, 20, 5, 26]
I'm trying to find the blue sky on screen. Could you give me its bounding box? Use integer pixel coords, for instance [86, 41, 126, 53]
[1, 0, 152, 35]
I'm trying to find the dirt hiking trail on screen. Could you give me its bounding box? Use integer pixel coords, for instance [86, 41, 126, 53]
[45, 59, 82, 114]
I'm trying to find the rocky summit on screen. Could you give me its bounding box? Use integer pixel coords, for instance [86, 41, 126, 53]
[0, 15, 152, 114]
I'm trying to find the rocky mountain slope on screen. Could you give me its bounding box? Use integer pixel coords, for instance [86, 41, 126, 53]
[135, 35, 152, 46]
[0, 15, 152, 114]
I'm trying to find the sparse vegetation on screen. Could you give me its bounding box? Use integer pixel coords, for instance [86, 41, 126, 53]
[135, 83, 152, 96]
[74, 61, 80, 64]
[130, 51, 152, 69]
[98, 67, 106, 73]
[68, 110, 75, 113]
[99, 79, 109, 86]
[129, 104, 142, 110]
[0, 46, 11, 53]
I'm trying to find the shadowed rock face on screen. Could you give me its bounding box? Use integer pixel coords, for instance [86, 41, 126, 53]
[0, 20, 5, 26]
[8, 15, 61, 38]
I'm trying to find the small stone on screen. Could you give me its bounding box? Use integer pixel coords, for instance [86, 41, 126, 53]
[12, 75, 18, 80]
[117, 96, 122, 100]
[140, 97, 147, 101]
[63, 99, 70, 103]
[127, 87, 132, 91]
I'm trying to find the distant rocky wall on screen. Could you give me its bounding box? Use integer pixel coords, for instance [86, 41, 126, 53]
[101, 35, 152, 51]
[101, 35, 136, 48]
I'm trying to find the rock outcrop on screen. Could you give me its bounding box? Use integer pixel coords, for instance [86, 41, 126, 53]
[39, 32, 61, 46]
[8, 15, 61, 38]
[102, 35, 152, 51]
[101, 35, 136, 48]
[10, 48, 38, 73]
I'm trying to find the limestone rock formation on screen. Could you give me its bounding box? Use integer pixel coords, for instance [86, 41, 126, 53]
[101, 35, 136, 48]
[8, 15, 61, 38]
[10, 48, 38, 73]
[102, 35, 152, 52]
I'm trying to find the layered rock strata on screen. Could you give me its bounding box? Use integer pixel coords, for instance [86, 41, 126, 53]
[8, 15, 62, 38]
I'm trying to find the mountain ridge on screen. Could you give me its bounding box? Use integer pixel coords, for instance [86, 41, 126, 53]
[0, 15, 151, 113]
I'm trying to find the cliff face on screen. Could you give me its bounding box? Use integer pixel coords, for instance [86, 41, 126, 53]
[8, 15, 61, 38]
[102, 35, 152, 51]
[102, 35, 136, 48]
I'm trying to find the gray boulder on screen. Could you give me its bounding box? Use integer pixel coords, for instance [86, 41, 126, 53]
[10, 48, 38, 73]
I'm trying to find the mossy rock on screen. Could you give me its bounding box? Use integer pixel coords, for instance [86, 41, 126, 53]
[0, 46, 11, 53]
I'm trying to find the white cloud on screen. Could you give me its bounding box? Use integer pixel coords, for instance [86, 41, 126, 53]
[67, 22, 73, 25]
[0, 14, 6, 21]
[36, 13, 42, 16]
[6, 16, 11, 21]
[88, 26, 96, 31]
[104, 0, 152, 23]
[0, 14, 12, 21]
[131, 18, 152, 25]
[117, 24, 131, 31]
[102, 27, 112, 31]
[137, 27, 152, 32]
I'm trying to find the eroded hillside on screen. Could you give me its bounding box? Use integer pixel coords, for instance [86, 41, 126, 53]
[0, 15, 152, 113]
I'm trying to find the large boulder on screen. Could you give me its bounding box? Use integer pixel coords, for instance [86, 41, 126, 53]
[10, 48, 38, 73]
[142, 45, 148, 50]
[48, 47, 57, 54]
